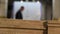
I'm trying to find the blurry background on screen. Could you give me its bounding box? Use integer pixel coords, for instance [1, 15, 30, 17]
[0, 0, 60, 20]
[13, 2, 41, 20]
[0, 0, 52, 20]
[0, 0, 7, 18]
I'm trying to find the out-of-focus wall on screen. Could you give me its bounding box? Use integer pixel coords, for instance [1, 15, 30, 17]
[53, 0, 60, 19]
[41, 3, 46, 20]
[0, 0, 7, 17]
[0, 0, 5, 17]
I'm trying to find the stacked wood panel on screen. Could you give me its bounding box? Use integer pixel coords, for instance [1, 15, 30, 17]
[48, 20, 60, 34]
[0, 19, 45, 34]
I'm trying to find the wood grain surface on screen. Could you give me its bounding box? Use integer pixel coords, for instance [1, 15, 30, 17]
[48, 20, 60, 34]
[0, 19, 45, 29]
[0, 19, 45, 34]
[0, 28, 43, 34]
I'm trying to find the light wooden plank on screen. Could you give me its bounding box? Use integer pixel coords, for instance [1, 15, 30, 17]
[48, 20, 60, 24]
[48, 20, 60, 27]
[48, 27, 60, 34]
[48, 20, 60, 34]
[0, 19, 45, 29]
[0, 28, 43, 34]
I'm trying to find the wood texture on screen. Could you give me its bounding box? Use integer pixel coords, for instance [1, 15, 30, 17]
[0, 19, 45, 29]
[48, 27, 60, 34]
[48, 20, 60, 34]
[0, 19, 45, 34]
[0, 28, 43, 34]
[48, 20, 60, 24]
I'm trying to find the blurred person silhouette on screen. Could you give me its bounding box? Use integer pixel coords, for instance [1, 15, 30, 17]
[15, 6, 24, 19]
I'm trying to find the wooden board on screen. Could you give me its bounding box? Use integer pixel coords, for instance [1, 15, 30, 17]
[48, 20, 60, 34]
[0, 28, 43, 34]
[48, 20, 60, 24]
[48, 20, 60, 27]
[48, 27, 60, 34]
[0, 19, 45, 29]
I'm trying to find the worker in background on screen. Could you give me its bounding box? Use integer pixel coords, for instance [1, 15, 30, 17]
[15, 6, 24, 19]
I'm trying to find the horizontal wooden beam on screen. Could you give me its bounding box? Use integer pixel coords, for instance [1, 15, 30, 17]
[0, 19, 45, 29]
[0, 28, 43, 34]
[48, 20, 60, 34]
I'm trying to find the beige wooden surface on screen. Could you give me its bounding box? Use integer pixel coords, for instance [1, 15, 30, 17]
[0, 19, 45, 29]
[0, 28, 43, 34]
[48, 20, 60, 24]
[48, 27, 60, 34]
[0, 19, 45, 34]
[48, 20, 60, 34]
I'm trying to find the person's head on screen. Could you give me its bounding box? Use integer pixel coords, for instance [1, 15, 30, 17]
[20, 6, 24, 11]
